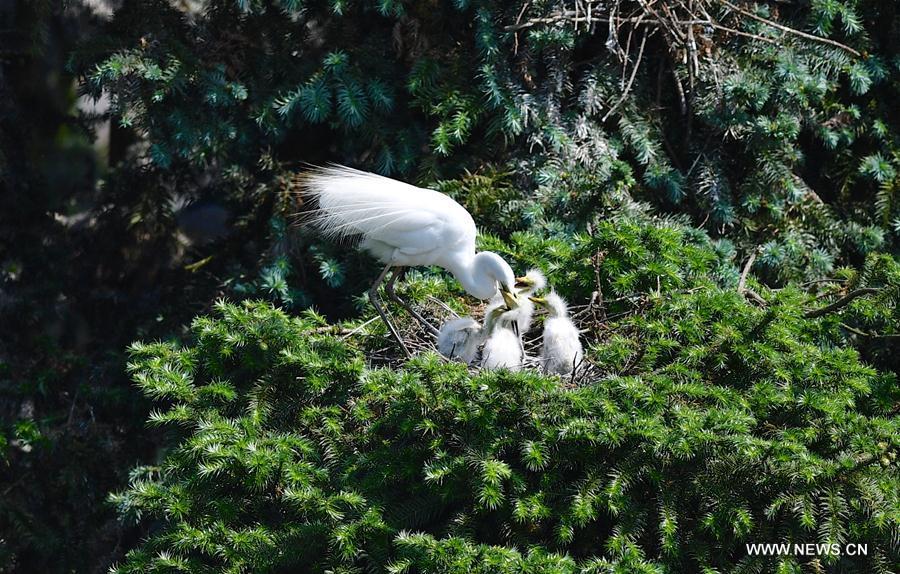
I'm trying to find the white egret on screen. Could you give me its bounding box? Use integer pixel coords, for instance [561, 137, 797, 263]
[437, 317, 482, 365]
[480, 305, 524, 371]
[299, 165, 518, 356]
[531, 291, 583, 376]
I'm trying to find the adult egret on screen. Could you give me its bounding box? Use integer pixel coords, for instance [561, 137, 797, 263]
[480, 305, 524, 371]
[437, 317, 482, 365]
[531, 291, 583, 376]
[299, 165, 518, 356]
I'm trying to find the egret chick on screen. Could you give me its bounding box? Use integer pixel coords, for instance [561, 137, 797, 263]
[437, 317, 482, 365]
[531, 291, 583, 376]
[299, 165, 518, 357]
[512, 268, 547, 334]
[485, 268, 547, 334]
[480, 305, 524, 372]
[514, 268, 547, 294]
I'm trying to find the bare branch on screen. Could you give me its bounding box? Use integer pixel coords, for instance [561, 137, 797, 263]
[738, 249, 757, 293]
[744, 288, 768, 307]
[504, 12, 642, 32]
[504, 0, 861, 60]
[513, 1, 531, 54]
[672, 65, 687, 115]
[804, 288, 881, 319]
[840, 323, 900, 339]
[718, 0, 861, 56]
[602, 28, 649, 122]
[707, 21, 786, 47]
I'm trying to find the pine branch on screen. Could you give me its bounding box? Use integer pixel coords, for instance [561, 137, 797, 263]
[602, 29, 650, 122]
[738, 249, 757, 293]
[737, 249, 767, 306]
[804, 288, 881, 318]
[717, 0, 862, 56]
[839, 323, 900, 339]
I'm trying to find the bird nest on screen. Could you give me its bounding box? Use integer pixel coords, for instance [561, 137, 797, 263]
[351, 293, 612, 387]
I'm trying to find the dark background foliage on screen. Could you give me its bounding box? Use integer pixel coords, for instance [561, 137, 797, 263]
[0, 0, 898, 572]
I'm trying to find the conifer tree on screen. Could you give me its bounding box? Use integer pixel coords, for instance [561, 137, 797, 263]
[113, 217, 899, 572]
[2, 1, 899, 571]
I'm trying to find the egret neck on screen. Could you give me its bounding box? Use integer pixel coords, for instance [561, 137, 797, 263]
[444, 251, 515, 301]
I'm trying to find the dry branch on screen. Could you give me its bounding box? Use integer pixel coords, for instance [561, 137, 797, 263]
[603, 29, 650, 122]
[738, 249, 757, 293]
[503, 0, 862, 106]
[804, 288, 881, 319]
[717, 0, 861, 56]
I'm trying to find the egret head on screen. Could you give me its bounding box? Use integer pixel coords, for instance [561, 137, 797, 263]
[466, 251, 516, 300]
[441, 317, 480, 334]
[499, 282, 519, 309]
[488, 305, 507, 322]
[485, 296, 520, 331]
[529, 291, 568, 318]
[514, 269, 547, 294]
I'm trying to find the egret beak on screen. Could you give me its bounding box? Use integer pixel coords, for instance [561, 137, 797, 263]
[529, 296, 547, 306]
[499, 283, 519, 309]
[514, 275, 533, 290]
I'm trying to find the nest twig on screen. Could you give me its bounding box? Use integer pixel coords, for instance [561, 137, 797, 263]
[343, 287, 639, 387]
[504, 0, 861, 123]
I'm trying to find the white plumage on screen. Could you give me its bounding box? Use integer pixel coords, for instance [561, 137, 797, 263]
[299, 165, 518, 356]
[534, 291, 583, 376]
[300, 165, 515, 298]
[515, 268, 547, 294]
[437, 317, 482, 365]
[513, 268, 547, 334]
[485, 268, 547, 335]
[480, 307, 524, 371]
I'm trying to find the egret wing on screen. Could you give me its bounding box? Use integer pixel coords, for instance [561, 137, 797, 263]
[299, 165, 475, 255]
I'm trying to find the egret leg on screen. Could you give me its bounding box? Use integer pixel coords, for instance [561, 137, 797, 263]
[384, 268, 440, 337]
[369, 263, 411, 358]
[512, 320, 525, 355]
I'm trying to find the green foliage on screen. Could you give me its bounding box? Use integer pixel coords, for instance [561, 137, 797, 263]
[65, 0, 900, 305]
[5, 0, 900, 571]
[113, 301, 382, 573]
[497, 217, 737, 303]
[113, 297, 898, 572]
